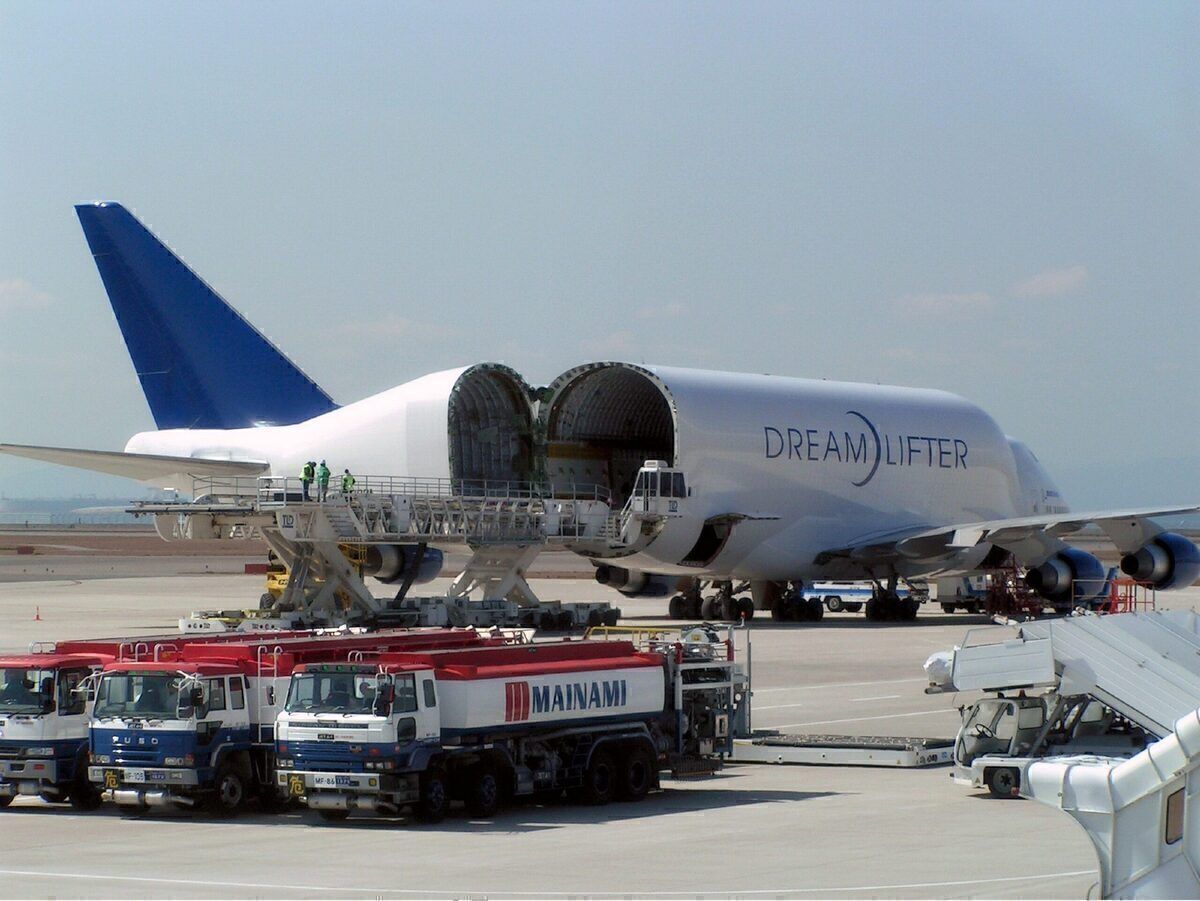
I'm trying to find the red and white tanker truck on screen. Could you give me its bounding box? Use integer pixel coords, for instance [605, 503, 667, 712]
[276, 627, 746, 821]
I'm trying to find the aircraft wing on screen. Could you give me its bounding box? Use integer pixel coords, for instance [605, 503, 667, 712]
[0, 443, 269, 487]
[822, 505, 1200, 568]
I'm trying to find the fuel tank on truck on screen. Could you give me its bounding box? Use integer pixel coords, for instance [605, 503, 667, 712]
[543, 362, 1027, 580]
[392, 641, 666, 736]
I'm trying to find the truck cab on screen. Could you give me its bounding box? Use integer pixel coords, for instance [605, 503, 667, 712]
[88, 661, 255, 814]
[0, 654, 108, 809]
[275, 662, 442, 820]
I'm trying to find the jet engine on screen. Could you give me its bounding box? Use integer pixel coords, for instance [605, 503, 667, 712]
[1120, 532, 1200, 590]
[1024, 548, 1105, 604]
[594, 565, 675, 597]
[362, 545, 444, 585]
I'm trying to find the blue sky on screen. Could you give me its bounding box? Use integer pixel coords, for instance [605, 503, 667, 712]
[1, 1, 1196, 507]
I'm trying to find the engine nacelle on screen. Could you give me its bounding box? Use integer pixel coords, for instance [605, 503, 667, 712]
[1121, 532, 1200, 590]
[1024, 548, 1105, 604]
[594, 565, 674, 597]
[362, 545, 444, 585]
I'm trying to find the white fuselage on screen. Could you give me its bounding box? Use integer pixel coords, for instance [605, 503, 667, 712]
[124, 362, 1064, 584]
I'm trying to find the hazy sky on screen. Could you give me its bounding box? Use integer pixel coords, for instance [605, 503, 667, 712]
[1, 2, 1196, 508]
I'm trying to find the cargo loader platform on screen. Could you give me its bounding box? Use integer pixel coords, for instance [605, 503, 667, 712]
[731, 732, 955, 768]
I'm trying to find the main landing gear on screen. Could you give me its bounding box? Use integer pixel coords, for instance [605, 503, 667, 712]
[667, 581, 754, 622]
[771, 582, 824, 622]
[864, 578, 920, 622]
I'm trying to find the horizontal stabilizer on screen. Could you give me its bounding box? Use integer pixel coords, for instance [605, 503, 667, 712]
[0, 443, 268, 486]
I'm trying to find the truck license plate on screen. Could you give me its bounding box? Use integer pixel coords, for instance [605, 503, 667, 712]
[124, 768, 146, 783]
[311, 774, 351, 788]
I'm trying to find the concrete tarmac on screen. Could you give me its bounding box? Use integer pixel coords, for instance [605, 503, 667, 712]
[4, 556, 1191, 898]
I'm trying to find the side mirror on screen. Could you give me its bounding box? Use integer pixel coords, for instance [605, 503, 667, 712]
[190, 687, 204, 706]
[267, 687, 276, 706]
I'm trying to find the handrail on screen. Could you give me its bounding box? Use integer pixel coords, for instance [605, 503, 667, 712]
[255, 475, 612, 505]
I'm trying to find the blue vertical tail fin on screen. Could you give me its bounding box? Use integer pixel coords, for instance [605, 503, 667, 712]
[75, 202, 337, 429]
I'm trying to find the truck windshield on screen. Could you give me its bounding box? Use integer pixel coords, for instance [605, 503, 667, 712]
[93, 673, 188, 720]
[0, 667, 55, 714]
[285, 672, 381, 714]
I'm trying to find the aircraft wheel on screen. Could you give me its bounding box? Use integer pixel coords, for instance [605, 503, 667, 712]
[587, 609, 603, 628]
[685, 595, 702, 619]
[902, 598, 920, 621]
[865, 598, 881, 621]
[539, 611, 556, 631]
[771, 599, 788, 621]
[844, 602, 862, 613]
[737, 596, 755, 620]
[806, 597, 824, 621]
[555, 611, 573, 631]
[0, 795, 13, 808]
[719, 595, 738, 622]
[668, 595, 685, 619]
[700, 596, 718, 620]
[603, 608, 620, 627]
[941, 603, 957, 614]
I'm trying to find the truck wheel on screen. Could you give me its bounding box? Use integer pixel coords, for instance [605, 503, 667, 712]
[70, 779, 102, 811]
[416, 769, 449, 823]
[580, 750, 617, 805]
[259, 592, 276, 611]
[466, 768, 500, 818]
[825, 596, 844, 613]
[318, 809, 349, 822]
[618, 747, 655, 802]
[987, 767, 1021, 799]
[737, 596, 755, 620]
[258, 788, 292, 814]
[206, 764, 246, 817]
[668, 595, 684, 619]
[0, 795, 12, 808]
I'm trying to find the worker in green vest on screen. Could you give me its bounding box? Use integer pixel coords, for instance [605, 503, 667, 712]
[316, 460, 331, 501]
[341, 468, 356, 495]
[300, 460, 315, 501]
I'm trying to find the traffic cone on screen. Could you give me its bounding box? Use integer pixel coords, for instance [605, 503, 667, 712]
[34, 606, 41, 621]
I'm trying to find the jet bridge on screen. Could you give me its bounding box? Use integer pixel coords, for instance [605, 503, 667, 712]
[130, 472, 669, 630]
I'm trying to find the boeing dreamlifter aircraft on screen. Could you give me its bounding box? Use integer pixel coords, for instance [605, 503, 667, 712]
[3, 202, 1197, 620]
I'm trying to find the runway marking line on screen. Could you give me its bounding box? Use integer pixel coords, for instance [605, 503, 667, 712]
[0, 866, 1097, 896]
[753, 677, 927, 694]
[851, 694, 901, 702]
